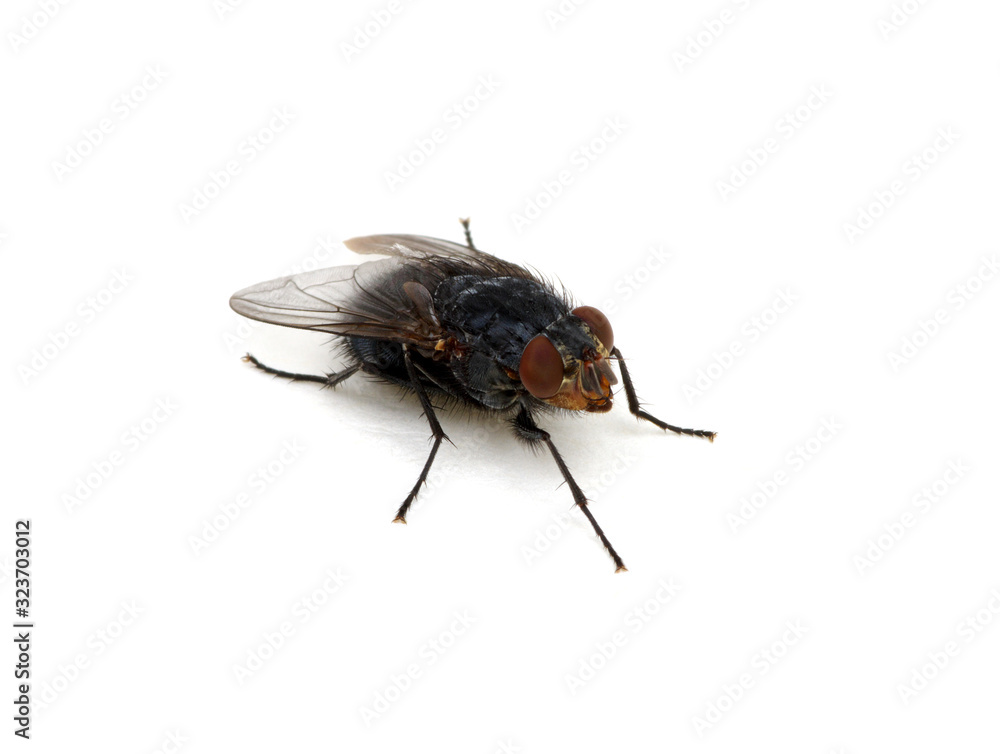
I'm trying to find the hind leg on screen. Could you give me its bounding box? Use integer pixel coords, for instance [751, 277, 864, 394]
[242, 353, 360, 388]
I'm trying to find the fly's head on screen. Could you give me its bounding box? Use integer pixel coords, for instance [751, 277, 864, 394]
[518, 306, 618, 413]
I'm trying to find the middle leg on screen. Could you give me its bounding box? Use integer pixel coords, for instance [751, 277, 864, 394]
[393, 345, 450, 524]
[459, 217, 478, 251]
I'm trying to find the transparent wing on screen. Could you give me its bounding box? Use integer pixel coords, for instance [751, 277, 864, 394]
[229, 257, 446, 347]
[230, 234, 542, 346]
[343, 234, 536, 280]
[344, 234, 485, 261]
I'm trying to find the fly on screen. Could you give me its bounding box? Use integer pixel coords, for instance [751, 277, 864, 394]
[229, 220, 715, 572]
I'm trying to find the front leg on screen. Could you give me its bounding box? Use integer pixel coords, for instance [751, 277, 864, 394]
[511, 406, 627, 572]
[612, 347, 716, 441]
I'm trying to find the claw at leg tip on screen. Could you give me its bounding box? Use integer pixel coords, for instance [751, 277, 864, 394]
[392, 516, 407, 525]
[615, 565, 628, 574]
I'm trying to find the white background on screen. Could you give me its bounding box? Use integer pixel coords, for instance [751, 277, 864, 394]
[3, 0, 999, 751]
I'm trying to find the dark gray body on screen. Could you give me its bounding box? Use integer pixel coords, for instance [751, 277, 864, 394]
[347, 273, 570, 412]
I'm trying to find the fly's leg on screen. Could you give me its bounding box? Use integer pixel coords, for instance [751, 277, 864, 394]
[393, 345, 450, 524]
[242, 353, 359, 388]
[511, 407, 627, 573]
[459, 217, 478, 251]
[611, 347, 716, 441]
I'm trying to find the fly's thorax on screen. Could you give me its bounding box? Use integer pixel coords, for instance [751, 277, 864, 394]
[431, 274, 615, 413]
[434, 275, 570, 366]
[425, 276, 564, 411]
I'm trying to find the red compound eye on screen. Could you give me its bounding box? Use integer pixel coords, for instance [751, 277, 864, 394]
[520, 335, 563, 398]
[572, 305, 614, 352]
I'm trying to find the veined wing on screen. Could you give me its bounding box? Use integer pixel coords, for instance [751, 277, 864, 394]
[229, 257, 446, 347]
[344, 234, 536, 280]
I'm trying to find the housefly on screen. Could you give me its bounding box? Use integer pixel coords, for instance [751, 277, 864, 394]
[229, 220, 715, 572]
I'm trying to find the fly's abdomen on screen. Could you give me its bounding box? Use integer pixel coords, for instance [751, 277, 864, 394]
[345, 336, 406, 379]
